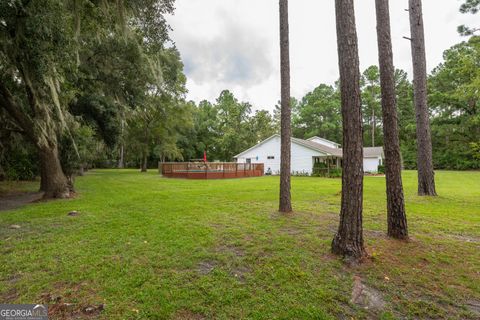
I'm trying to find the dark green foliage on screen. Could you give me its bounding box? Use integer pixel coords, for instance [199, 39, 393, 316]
[0, 0, 182, 181]
[59, 125, 100, 177]
[361, 66, 382, 147]
[1, 147, 38, 181]
[313, 162, 328, 169]
[292, 85, 342, 142]
[471, 142, 480, 160]
[179, 91, 276, 162]
[460, 0, 480, 13]
[458, 0, 480, 35]
[2, 0, 478, 177]
[70, 95, 121, 148]
[312, 163, 342, 178]
[377, 165, 385, 174]
[0, 113, 38, 181]
[428, 36, 480, 170]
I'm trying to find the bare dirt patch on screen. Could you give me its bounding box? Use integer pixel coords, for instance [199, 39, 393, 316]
[38, 281, 105, 319]
[216, 244, 245, 257]
[351, 275, 386, 312]
[196, 260, 217, 275]
[47, 302, 104, 319]
[173, 309, 206, 320]
[279, 226, 303, 236]
[230, 265, 251, 283]
[439, 233, 480, 244]
[364, 229, 389, 239]
[0, 191, 44, 211]
[0, 287, 19, 302]
[41, 286, 104, 320]
[466, 300, 480, 316]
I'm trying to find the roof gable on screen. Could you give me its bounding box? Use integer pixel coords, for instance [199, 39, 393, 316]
[307, 136, 341, 147]
[234, 135, 384, 159]
[291, 137, 342, 156]
[234, 134, 280, 158]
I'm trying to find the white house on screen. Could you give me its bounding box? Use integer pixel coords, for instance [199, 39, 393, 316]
[234, 134, 384, 175]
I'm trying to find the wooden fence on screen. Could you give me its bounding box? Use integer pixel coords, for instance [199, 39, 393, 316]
[159, 162, 264, 179]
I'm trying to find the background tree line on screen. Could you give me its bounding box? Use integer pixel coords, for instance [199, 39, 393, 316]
[1, 1, 479, 192]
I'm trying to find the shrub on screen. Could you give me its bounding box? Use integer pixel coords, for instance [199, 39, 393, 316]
[313, 162, 327, 169]
[311, 166, 342, 178]
[292, 171, 310, 177]
[3, 150, 38, 181]
[378, 165, 385, 174]
[329, 168, 342, 178]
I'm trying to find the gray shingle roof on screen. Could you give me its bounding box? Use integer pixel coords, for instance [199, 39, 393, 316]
[234, 134, 384, 159]
[293, 137, 384, 158]
[291, 137, 343, 157]
[363, 147, 384, 158]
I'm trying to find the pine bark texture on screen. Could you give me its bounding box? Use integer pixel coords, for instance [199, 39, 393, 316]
[331, 0, 366, 260]
[408, 0, 437, 196]
[279, 0, 292, 213]
[375, 0, 409, 240]
[372, 109, 375, 147]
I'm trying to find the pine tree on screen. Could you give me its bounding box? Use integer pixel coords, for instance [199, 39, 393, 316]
[375, 0, 409, 239]
[331, 0, 366, 261]
[279, 0, 292, 213]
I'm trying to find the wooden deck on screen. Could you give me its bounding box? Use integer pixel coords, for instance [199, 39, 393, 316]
[159, 162, 264, 179]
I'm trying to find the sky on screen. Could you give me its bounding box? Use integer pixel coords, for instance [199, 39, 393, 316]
[166, 0, 477, 112]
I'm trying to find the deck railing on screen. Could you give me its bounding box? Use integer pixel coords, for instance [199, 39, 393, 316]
[159, 162, 264, 179]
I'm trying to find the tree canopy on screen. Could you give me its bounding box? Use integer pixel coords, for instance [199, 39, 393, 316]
[1, 1, 480, 184]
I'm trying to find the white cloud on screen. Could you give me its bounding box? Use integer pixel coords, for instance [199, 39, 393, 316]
[167, 0, 478, 111]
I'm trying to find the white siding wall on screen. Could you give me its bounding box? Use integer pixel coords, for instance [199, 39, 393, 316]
[364, 157, 381, 173]
[236, 136, 326, 174]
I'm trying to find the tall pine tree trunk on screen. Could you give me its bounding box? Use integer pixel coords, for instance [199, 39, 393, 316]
[375, 0, 408, 240]
[279, 0, 292, 213]
[408, 0, 437, 196]
[372, 108, 375, 147]
[331, 0, 366, 261]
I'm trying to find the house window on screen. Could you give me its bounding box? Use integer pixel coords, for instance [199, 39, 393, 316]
[267, 156, 275, 160]
[246, 158, 252, 164]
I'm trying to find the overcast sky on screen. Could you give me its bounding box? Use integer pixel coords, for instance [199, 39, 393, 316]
[166, 0, 477, 112]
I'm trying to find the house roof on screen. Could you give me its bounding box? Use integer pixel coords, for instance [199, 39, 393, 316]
[234, 135, 279, 158]
[306, 136, 341, 147]
[234, 134, 384, 159]
[363, 147, 384, 158]
[291, 137, 343, 157]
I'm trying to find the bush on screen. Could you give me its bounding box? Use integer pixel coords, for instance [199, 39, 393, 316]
[3, 150, 38, 181]
[329, 168, 342, 178]
[311, 166, 342, 178]
[313, 162, 327, 169]
[292, 171, 310, 177]
[378, 165, 385, 174]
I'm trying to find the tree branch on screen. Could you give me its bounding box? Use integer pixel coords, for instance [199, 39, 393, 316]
[0, 79, 36, 144]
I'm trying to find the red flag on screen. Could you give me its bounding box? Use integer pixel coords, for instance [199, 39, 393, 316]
[203, 150, 207, 162]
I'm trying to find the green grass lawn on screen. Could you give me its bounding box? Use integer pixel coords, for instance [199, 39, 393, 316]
[1, 170, 479, 319]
